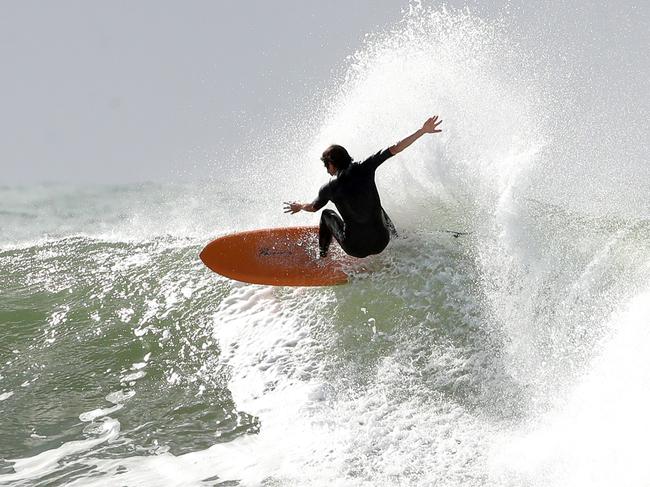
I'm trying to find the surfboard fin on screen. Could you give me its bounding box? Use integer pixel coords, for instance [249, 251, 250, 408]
[438, 230, 472, 238]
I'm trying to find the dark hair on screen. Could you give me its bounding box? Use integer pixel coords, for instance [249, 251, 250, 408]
[321, 145, 352, 171]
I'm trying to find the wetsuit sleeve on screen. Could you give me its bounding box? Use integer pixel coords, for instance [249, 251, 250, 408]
[361, 148, 394, 171]
[311, 183, 331, 211]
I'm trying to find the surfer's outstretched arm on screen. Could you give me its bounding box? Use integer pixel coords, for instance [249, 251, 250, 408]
[283, 202, 316, 214]
[389, 115, 443, 155]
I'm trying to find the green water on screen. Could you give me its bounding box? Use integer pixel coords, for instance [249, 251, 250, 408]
[0, 238, 258, 472]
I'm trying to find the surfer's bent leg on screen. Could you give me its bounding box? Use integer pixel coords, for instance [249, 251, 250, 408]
[382, 208, 398, 238]
[319, 210, 345, 258]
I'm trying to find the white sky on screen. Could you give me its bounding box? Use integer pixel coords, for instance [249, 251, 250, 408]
[1, 1, 647, 184]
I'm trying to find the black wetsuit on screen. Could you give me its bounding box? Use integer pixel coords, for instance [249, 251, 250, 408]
[312, 148, 397, 258]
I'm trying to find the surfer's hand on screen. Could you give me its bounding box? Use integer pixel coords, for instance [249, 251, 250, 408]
[283, 202, 302, 214]
[422, 115, 443, 133]
[389, 116, 443, 155]
[284, 202, 317, 214]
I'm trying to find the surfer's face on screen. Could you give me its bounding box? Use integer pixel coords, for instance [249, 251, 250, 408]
[324, 161, 337, 176]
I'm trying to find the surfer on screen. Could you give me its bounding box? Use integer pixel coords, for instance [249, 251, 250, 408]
[284, 115, 443, 258]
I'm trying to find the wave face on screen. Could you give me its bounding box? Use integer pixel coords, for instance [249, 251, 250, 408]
[1, 4, 649, 486]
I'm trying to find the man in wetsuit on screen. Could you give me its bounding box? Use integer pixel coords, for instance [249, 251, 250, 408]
[284, 115, 443, 258]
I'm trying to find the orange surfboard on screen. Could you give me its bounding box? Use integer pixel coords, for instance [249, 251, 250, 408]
[199, 227, 356, 286]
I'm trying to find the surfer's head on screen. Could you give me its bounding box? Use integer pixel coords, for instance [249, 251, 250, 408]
[321, 145, 352, 174]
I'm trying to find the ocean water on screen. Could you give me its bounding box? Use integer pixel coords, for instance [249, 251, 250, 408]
[2, 5, 649, 486]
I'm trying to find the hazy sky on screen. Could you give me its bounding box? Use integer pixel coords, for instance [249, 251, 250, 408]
[1, 1, 407, 184]
[1, 1, 647, 184]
